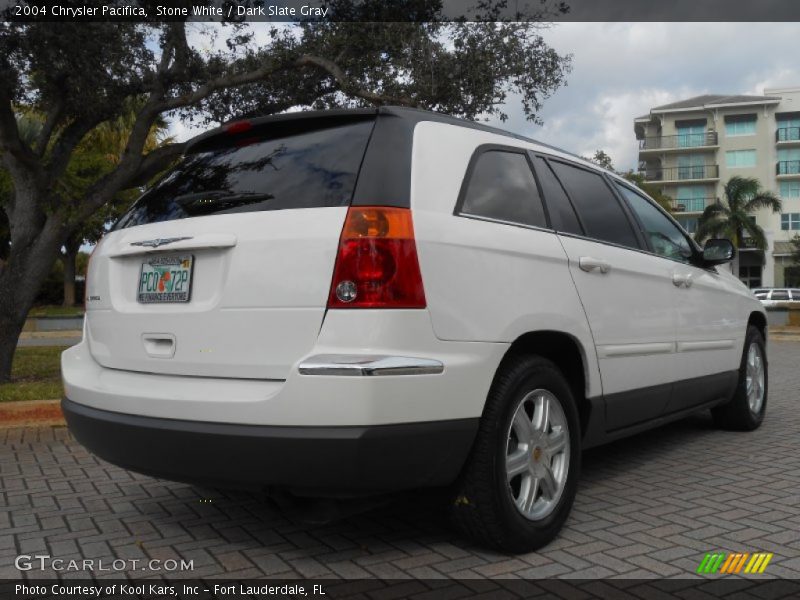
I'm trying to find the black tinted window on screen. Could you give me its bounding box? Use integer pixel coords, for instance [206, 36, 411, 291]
[115, 120, 374, 229]
[615, 183, 693, 263]
[533, 157, 582, 235]
[772, 290, 790, 300]
[459, 150, 547, 228]
[550, 161, 640, 249]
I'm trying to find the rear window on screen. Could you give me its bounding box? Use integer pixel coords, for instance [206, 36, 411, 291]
[114, 120, 374, 229]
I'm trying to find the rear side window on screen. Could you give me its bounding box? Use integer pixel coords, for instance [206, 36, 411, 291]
[458, 150, 548, 228]
[549, 161, 640, 249]
[772, 290, 790, 300]
[532, 156, 582, 235]
[114, 120, 375, 229]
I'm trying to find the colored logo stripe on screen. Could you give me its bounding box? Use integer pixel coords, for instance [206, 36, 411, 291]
[698, 552, 773, 574]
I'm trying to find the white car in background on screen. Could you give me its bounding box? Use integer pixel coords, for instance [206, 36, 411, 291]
[753, 288, 800, 306]
[62, 107, 768, 552]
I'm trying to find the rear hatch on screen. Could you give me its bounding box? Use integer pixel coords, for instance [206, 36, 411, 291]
[85, 114, 376, 380]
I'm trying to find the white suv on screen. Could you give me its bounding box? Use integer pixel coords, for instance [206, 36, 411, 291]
[753, 288, 800, 305]
[62, 108, 768, 552]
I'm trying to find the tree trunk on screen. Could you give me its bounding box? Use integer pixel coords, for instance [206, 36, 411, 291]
[62, 238, 81, 307]
[0, 215, 65, 383]
[0, 289, 27, 385]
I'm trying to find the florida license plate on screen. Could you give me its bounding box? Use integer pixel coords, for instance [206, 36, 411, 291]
[137, 255, 194, 303]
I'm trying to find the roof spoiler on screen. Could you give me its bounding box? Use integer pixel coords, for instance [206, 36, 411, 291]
[185, 108, 380, 154]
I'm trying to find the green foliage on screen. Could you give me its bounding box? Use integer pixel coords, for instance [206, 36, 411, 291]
[583, 149, 614, 171]
[695, 177, 782, 250]
[0, 346, 63, 402]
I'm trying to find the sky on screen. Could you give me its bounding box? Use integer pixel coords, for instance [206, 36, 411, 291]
[169, 22, 800, 173]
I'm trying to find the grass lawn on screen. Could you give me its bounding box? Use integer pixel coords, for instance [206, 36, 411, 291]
[0, 346, 63, 402]
[28, 305, 84, 318]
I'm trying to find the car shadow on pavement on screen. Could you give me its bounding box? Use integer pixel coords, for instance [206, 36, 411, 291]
[138, 410, 726, 565]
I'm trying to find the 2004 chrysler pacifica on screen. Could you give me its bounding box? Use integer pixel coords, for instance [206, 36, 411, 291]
[63, 107, 768, 552]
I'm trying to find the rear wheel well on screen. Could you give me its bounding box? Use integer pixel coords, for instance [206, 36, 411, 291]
[498, 331, 590, 437]
[748, 312, 767, 340]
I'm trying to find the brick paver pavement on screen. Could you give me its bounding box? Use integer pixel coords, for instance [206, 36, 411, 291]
[2, 342, 798, 580]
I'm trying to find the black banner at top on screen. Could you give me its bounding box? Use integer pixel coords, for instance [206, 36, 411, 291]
[3, 0, 800, 23]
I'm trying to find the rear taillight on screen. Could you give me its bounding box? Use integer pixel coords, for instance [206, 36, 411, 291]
[327, 206, 426, 309]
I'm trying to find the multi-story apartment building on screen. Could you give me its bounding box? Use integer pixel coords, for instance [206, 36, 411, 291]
[634, 87, 800, 288]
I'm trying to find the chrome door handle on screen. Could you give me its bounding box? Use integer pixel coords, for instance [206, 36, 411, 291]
[579, 256, 611, 274]
[672, 272, 693, 288]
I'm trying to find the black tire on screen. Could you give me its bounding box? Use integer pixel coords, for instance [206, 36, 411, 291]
[711, 326, 768, 431]
[450, 354, 581, 553]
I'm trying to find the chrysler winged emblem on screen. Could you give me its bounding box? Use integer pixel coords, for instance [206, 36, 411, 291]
[130, 237, 193, 248]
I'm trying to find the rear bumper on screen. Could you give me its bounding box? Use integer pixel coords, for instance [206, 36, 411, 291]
[62, 398, 478, 496]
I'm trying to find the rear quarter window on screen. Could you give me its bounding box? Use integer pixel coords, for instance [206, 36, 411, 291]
[457, 149, 548, 229]
[114, 119, 375, 229]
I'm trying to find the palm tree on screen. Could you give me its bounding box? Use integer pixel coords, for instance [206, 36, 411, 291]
[696, 177, 782, 249]
[695, 177, 782, 278]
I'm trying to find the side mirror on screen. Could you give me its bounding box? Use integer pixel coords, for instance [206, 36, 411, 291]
[703, 238, 736, 265]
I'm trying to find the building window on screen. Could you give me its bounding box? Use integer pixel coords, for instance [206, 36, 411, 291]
[725, 149, 756, 168]
[676, 154, 707, 179]
[778, 148, 800, 174]
[739, 265, 762, 289]
[785, 266, 800, 288]
[725, 114, 756, 136]
[780, 181, 800, 198]
[777, 116, 800, 142]
[675, 121, 707, 148]
[675, 185, 709, 212]
[781, 213, 800, 230]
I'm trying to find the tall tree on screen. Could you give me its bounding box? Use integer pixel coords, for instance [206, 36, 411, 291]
[0, 3, 573, 382]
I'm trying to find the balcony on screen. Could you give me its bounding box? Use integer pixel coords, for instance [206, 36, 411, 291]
[671, 197, 715, 213]
[776, 127, 800, 144]
[776, 160, 800, 177]
[638, 132, 718, 153]
[638, 164, 720, 183]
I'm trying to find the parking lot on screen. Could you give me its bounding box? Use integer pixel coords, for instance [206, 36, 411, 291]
[2, 341, 799, 581]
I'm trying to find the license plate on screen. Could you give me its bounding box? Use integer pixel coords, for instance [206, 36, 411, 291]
[137, 255, 194, 303]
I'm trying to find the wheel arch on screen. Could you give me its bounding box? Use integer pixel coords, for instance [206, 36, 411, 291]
[748, 311, 767, 341]
[498, 330, 592, 439]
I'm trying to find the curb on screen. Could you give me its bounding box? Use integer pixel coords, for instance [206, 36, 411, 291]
[0, 399, 65, 428]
